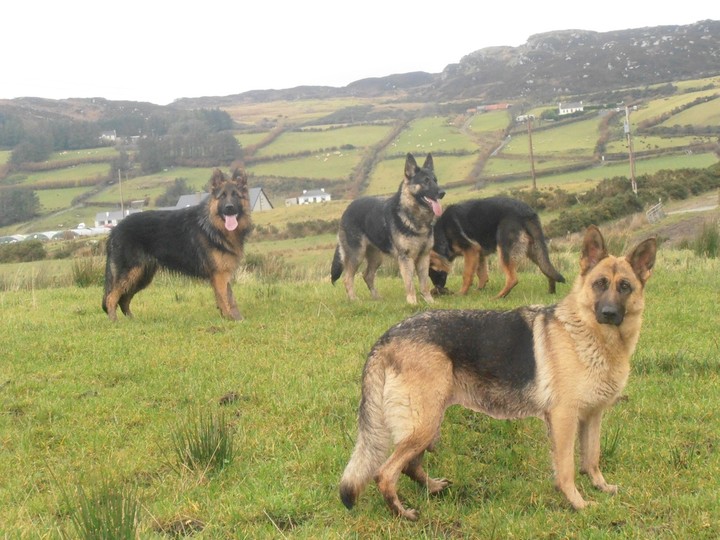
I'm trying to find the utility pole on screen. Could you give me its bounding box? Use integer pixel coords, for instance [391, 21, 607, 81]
[624, 105, 637, 195]
[118, 169, 125, 214]
[526, 115, 537, 191]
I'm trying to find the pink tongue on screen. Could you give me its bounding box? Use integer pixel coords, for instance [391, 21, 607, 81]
[425, 197, 442, 217]
[224, 214, 238, 231]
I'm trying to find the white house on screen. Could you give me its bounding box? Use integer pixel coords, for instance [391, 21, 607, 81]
[297, 188, 331, 205]
[558, 101, 584, 115]
[94, 208, 141, 228]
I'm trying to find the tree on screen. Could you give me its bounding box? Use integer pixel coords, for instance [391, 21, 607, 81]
[155, 178, 193, 207]
[0, 188, 40, 226]
[9, 129, 53, 165]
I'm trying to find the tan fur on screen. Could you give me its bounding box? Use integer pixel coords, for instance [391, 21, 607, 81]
[340, 225, 657, 519]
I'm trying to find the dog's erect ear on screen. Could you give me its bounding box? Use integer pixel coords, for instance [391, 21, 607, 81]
[422, 153, 434, 171]
[404, 153, 418, 181]
[580, 225, 609, 275]
[627, 237, 657, 285]
[231, 168, 248, 189]
[210, 169, 226, 192]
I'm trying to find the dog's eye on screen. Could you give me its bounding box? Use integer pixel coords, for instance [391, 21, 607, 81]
[618, 280, 632, 294]
[593, 278, 609, 291]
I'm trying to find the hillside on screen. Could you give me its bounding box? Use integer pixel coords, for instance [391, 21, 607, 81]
[174, 20, 720, 106]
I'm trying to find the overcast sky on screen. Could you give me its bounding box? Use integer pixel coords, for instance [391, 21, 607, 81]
[2, 1, 716, 105]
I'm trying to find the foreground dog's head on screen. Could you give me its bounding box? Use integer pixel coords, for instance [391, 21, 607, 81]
[579, 225, 656, 326]
[403, 153, 445, 217]
[209, 168, 250, 232]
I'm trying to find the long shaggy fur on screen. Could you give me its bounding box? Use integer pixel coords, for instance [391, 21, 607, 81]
[102, 168, 252, 321]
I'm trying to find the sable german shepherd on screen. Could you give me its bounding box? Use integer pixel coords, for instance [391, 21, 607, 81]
[102, 168, 252, 321]
[331, 153, 445, 304]
[340, 225, 656, 519]
[430, 196, 565, 298]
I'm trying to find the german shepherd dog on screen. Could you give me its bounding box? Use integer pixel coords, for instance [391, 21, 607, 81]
[102, 168, 252, 321]
[340, 226, 656, 519]
[331, 153, 445, 304]
[429, 196, 565, 298]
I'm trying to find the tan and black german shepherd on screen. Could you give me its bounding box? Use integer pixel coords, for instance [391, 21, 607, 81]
[430, 196, 565, 298]
[102, 168, 252, 321]
[340, 225, 656, 519]
[331, 153, 445, 304]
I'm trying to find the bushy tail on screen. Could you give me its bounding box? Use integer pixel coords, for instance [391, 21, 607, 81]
[101, 241, 114, 314]
[330, 244, 344, 285]
[526, 217, 565, 284]
[339, 352, 390, 510]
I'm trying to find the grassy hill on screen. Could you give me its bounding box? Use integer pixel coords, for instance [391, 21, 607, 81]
[1, 76, 719, 240]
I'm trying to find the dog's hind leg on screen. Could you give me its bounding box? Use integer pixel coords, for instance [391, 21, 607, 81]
[495, 247, 519, 298]
[362, 246, 383, 300]
[579, 412, 617, 495]
[459, 246, 481, 295]
[476, 251, 489, 290]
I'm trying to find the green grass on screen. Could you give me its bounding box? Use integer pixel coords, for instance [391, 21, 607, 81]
[0, 244, 718, 537]
[255, 124, 393, 158]
[249, 149, 363, 180]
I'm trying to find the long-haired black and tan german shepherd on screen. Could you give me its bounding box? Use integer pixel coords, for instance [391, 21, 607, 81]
[429, 196, 565, 298]
[102, 168, 252, 321]
[340, 225, 656, 519]
[330, 153, 445, 304]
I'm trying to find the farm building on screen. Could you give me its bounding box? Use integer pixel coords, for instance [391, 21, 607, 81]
[286, 189, 331, 206]
[94, 209, 142, 228]
[558, 101, 584, 115]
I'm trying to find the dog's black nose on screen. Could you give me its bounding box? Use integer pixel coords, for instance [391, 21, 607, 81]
[598, 306, 623, 325]
[223, 204, 237, 215]
[438, 190, 446, 199]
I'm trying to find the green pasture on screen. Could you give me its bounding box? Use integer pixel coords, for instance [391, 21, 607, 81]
[605, 134, 716, 154]
[365, 154, 478, 196]
[659, 96, 720, 127]
[225, 97, 375, 126]
[249, 149, 362, 180]
[37, 187, 94, 213]
[47, 147, 118, 164]
[0, 149, 11, 165]
[467, 109, 511, 133]
[7, 163, 110, 187]
[630, 88, 720, 126]
[254, 124, 393, 158]
[504, 117, 600, 158]
[0, 242, 718, 538]
[389, 116, 477, 156]
[234, 132, 268, 149]
[86, 167, 216, 206]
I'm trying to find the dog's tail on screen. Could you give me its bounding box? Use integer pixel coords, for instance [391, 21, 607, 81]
[525, 217, 565, 284]
[339, 350, 390, 510]
[101, 239, 114, 314]
[330, 244, 344, 285]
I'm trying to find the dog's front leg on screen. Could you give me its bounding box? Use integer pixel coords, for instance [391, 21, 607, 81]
[579, 412, 617, 494]
[546, 408, 588, 509]
[397, 256, 419, 304]
[415, 255, 434, 304]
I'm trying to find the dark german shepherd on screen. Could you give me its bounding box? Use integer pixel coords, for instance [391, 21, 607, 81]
[331, 153, 445, 304]
[340, 226, 656, 519]
[429, 196, 565, 298]
[102, 168, 252, 321]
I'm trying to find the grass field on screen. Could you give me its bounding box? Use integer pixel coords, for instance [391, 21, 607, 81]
[0, 239, 718, 538]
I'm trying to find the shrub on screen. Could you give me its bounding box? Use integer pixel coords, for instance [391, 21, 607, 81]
[0, 240, 46, 263]
[171, 409, 235, 474]
[692, 219, 719, 258]
[62, 477, 140, 540]
[72, 257, 105, 287]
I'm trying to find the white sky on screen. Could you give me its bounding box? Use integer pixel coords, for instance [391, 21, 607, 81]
[2, 1, 717, 105]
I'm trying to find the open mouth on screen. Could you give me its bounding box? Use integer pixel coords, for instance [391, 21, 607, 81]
[423, 196, 442, 216]
[223, 213, 239, 231]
